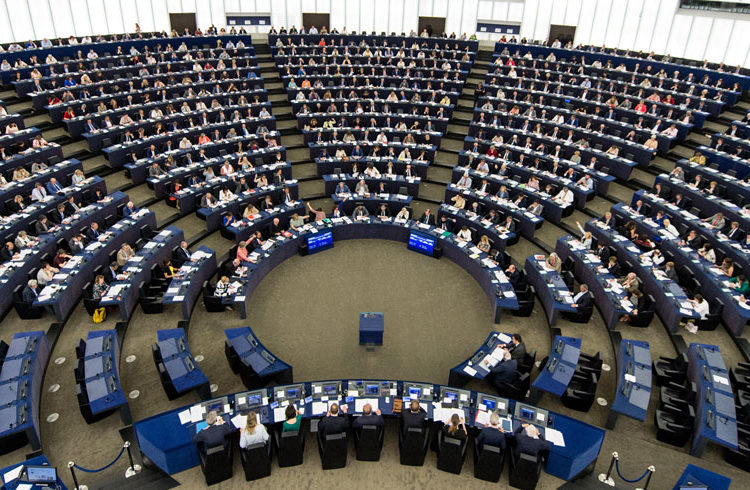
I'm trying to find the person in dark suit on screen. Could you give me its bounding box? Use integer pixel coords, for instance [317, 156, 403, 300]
[51, 204, 67, 224]
[352, 403, 383, 430]
[571, 284, 592, 309]
[66, 195, 81, 215]
[104, 262, 119, 283]
[476, 412, 507, 451]
[87, 222, 102, 241]
[418, 208, 435, 226]
[501, 216, 515, 233]
[513, 424, 550, 459]
[489, 351, 518, 387]
[69, 234, 85, 253]
[437, 215, 454, 232]
[173, 241, 192, 266]
[505, 264, 521, 289]
[595, 242, 610, 263]
[505, 334, 527, 362]
[22, 279, 39, 303]
[671, 193, 686, 208]
[268, 217, 284, 236]
[35, 216, 52, 235]
[193, 410, 234, 453]
[122, 201, 137, 217]
[0, 241, 17, 261]
[317, 403, 348, 438]
[401, 399, 427, 435]
[604, 257, 621, 277]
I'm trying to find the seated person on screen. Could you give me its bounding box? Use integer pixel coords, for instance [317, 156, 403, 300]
[193, 410, 233, 453]
[283, 404, 303, 432]
[214, 276, 235, 296]
[441, 414, 467, 442]
[487, 348, 517, 388]
[401, 399, 427, 436]
[318, 403, 348, 438]
[476, 412, 507, 452]
[352, 403, 384, 430]
[513, 424, 550, 459]
[239, 411, 269, 449]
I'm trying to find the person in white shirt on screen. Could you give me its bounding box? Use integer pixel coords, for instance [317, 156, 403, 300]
[219, 188, 236, 202]
[660, 124, 678, 137]
[364, 165, 380, 178]
[554, 187, 574, 206]
[689, 294, 709, 319]
[456, 226, 472, 242]
[179, 137, 192, 149]
[662, 218, 679, 237]
[395, 207, 410, 220]
[355, 179, 369, 196]
[31, 183, 48, 202]
[640, 249, 665, 266]
[214, 276, 235, 296]
[576, 175, 593, 191]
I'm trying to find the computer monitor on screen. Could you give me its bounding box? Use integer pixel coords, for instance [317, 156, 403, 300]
[24, 466, 57, 484]
[404, 382, 433, 401]
[365, 384, 380, 396]
[323, 383, 339, 396]
[277, 384, 305, 402]
[235, 390, 265, 411]
[202, 396, 230, 416]
[515, 403, 548, 425]
[477, 393, 509, 416]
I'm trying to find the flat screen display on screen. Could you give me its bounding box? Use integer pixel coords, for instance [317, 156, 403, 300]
[286, 388, 301, 399]
[521, 407, 535, 420]
[307, 230, 333, 254]
[484, 398, 496, 410]
[407, 231, 436, 256]
[25, 466, 56, 483]
[408, 387, 422, 398]
[323, 384, 338, 395]
[246, 394, 262, 406]
[366, 384, 379, 395]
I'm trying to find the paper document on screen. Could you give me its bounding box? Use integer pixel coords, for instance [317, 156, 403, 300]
[355, 398, 379, 412]
[463, 365, 477, 376]
[2, 465, 23, 483]
[312, 402, 328, 415]
[545, 428, 566, 447]
[177, 409, 191, 425]
[497, 333, 511, 344]
[474, 409, 491, 426]
[273, 407, 287, 421]
[231, 413, 249, 429]
[189, 405, 205, 423]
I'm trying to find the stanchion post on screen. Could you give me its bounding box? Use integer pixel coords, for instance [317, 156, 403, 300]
[642, 465, 655, 490]
[124, 440, 142, 477]
[68, 461, 87, 490]
[598, 451, 617, 486]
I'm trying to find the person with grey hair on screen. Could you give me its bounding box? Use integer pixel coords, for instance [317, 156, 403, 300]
[192, 410, 233, 454]
[476, 412, 506, 451]
[352, 403, 383, 430]
[22, 279, 39, 303]
[513, 423, 550, 458]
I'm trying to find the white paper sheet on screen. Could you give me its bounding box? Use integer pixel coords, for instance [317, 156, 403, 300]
[177, 409, 191, 425]
[545, 428, 566, 447]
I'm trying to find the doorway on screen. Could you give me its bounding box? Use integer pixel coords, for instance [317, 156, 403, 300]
[302, 13, 330, 31]
[169, 13, 197, 35]
[418, 16, 446, 37]
[549, 24, 577, 45]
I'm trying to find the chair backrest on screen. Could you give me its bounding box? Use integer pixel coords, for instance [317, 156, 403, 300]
[400, 426, 427, 466]
[437, 435, 465, 474]
[241, 442, 271, 480]
[277, 430, 304, 467]
[474, 442, 504, 482]
[321, 432, 347, 469]
[356, 424, 383, 461]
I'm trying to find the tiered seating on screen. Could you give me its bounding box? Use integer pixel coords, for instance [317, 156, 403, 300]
[272, 33, 477, 211]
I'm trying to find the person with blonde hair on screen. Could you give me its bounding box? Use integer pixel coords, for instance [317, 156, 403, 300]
[239, 411, 269, 448]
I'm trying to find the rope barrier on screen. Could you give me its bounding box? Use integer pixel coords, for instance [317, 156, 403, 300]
[72, 446, 126, 473]
[615, 458, 650, 483]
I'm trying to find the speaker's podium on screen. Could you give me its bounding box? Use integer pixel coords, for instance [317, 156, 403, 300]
[359, 312, 384, 348]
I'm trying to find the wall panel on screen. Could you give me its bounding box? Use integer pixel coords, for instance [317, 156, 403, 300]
[684, 15, 712, 61]
[666, 13, 691, 58]
[104, 0, 125, 34]
[28, 0, 55, 39]
[604, 0, 627, 47]
[70, 0, 93, 36]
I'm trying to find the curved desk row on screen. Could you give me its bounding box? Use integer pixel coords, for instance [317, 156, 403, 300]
[449, 331, 514, 386]
[529, 335, 582, 403]
[675, 158, 750, 206]
[688, 343, 737, 457]
[134, 378, 603, 480]
[98, 226, 184, 322]
[331, 194, 412, 216]
[78, 330, 130, 424]
[585, 219, 701, 332]
[161, 246, 217, 321]
[0, 190, 126, 319]
[155, 329, 210, 400]
[555, 236, 630, 330]
[34, 209, 155, 322]
[1, 35, 255, 82]
[0, 158, 82, 215]
[611, 202, 750, 335]
[607, 338, 652, 428]
[695, 145, 750, 180]
[445, 183, 543, 239]
[437, 204, 517, 252]
[523, 255, 575, 326]
[225, 216, 518, 323]
[315, 155, 430, 178]
[224, 327, 292, 389]
[224, 202, 306, 244]
[324, 173, 421, 197]
[0, 331, 48, 451]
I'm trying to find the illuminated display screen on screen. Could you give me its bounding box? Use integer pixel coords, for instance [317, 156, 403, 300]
[407, 231, 436, 256]
[307, 230, 333, 253]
